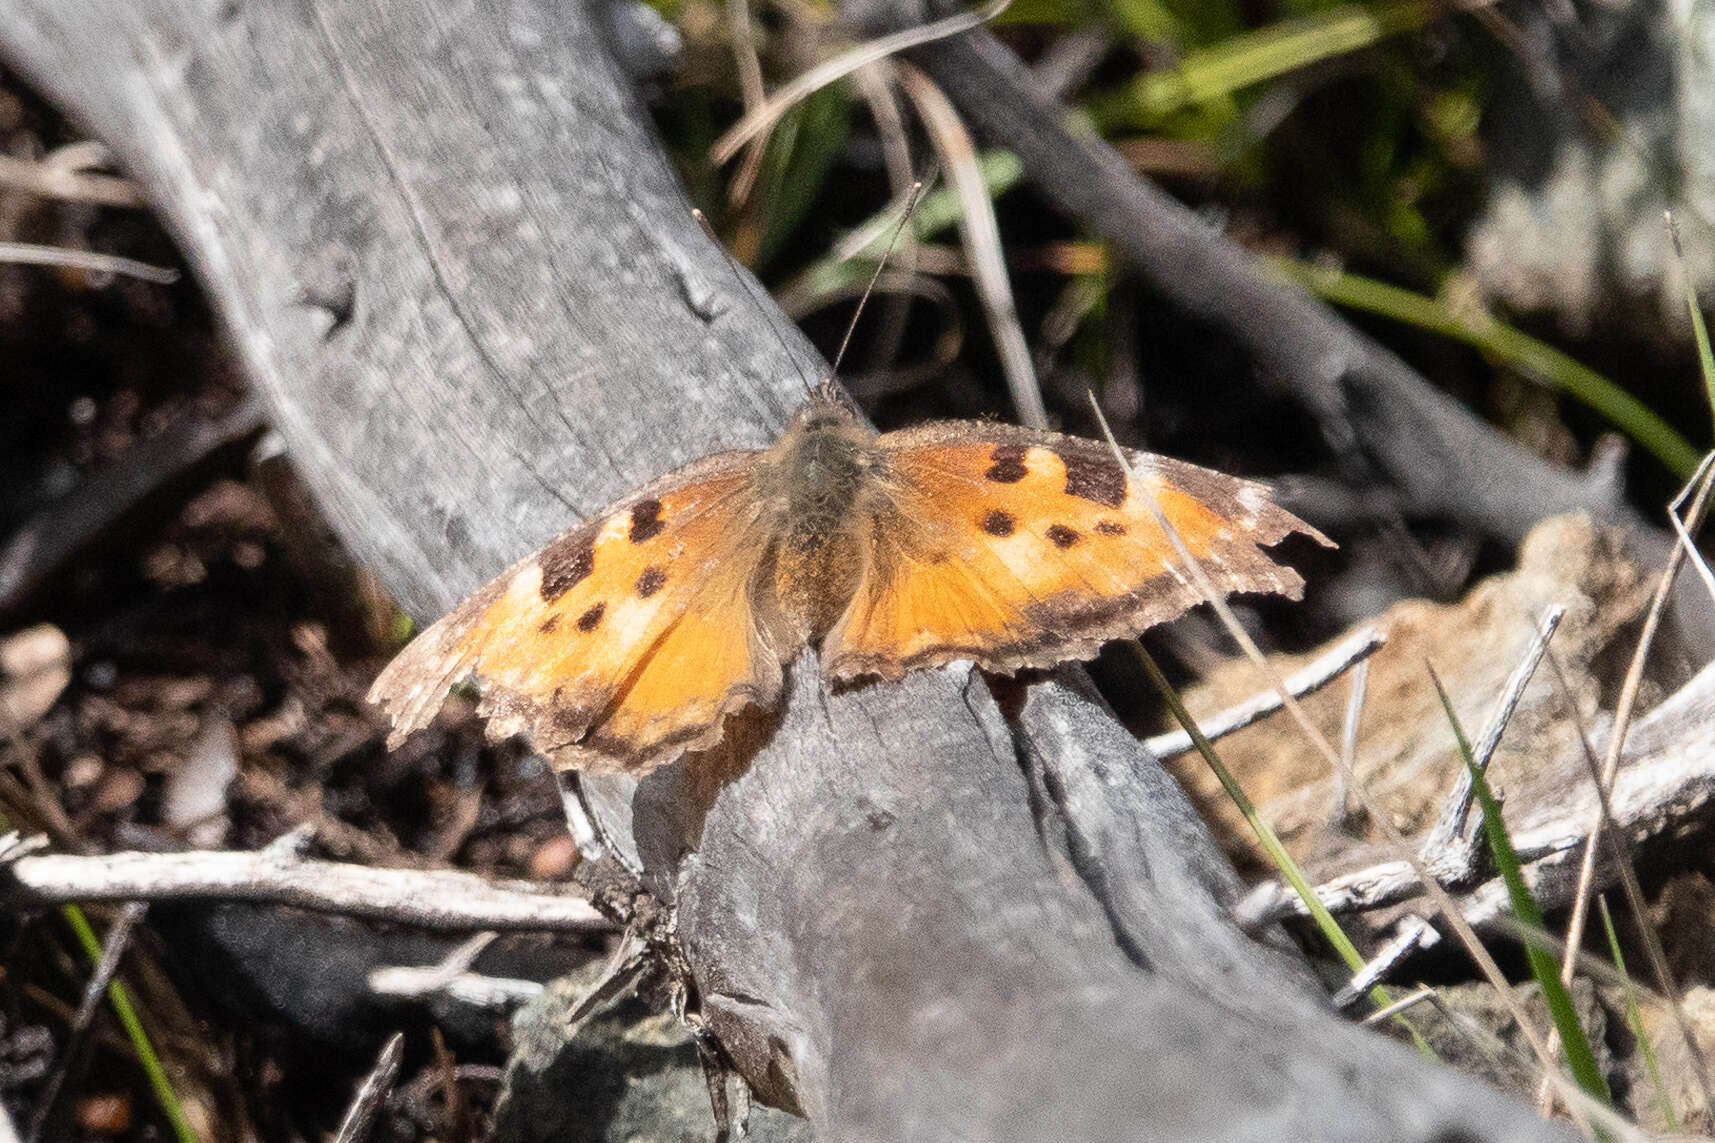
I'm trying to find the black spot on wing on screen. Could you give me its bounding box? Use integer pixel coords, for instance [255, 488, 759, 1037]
[1059, 449, 1128, 508]
[576, 602, 606, 632]
[1046, 524, 1081, 549]
[630, 498, 665, 544]
[540, 533, 596, 602]
[636, 566, 666, 598]
[982, 509, 1016, 537]
[539, 615, 561, 634]
[985, 444, 1029, 484]
[1096, 520, 1127, 536]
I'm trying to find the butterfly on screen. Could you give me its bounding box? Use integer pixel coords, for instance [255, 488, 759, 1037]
[368, 382, 1329, 776]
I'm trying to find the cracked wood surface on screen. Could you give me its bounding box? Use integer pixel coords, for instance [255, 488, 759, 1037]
[0, 2, 1579, 1139]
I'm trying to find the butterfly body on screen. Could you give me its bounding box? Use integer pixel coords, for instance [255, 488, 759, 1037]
[370, 387, 1328, 775]
[757, 398, 879, 640]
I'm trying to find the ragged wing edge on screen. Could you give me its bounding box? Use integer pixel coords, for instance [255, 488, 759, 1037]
[365, 448, 764, 754]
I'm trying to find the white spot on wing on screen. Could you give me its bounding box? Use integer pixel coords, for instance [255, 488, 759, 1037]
[606, 595, 668, 641]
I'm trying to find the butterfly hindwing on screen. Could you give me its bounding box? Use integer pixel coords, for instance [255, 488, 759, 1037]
[821, 422, 1327, 680]
[367, 451, 787, 775]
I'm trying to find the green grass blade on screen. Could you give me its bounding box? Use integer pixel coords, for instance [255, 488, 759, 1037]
[1275, 258, 1703, 479]
[1599, 896, 1677, 1131]
[756, 85, 852, 271]
[1111, 0, 1431, 123]
[1427, 667, 1612, 1105]
[62, 905, 198, 1143]
[1135, 644, 1435, 1056]
[1670, 219, 1715, 442]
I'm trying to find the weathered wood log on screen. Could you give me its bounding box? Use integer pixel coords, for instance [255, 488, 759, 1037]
[0, 2, 1581, 1139]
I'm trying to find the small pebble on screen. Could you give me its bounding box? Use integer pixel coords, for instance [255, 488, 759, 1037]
[528, 835, 580, 880]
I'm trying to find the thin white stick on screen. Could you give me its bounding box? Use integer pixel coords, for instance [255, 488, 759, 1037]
[5, 847, 610, 933]
[0, 147, 144, 208]
[1142, 626, 1385, 758]
[1331, 915, 1437, 1010]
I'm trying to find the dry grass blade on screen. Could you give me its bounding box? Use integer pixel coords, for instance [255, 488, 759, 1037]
[1332, 656, 1369, 824]
[1143, 626, 1385, 758]
[709, 0, 1012, 164]
[1552, 455, 1715, 1113]
[897, 64, 1047, 428]
[1541, 640, 1715, 1116]
[0, 242, 178, 283]
[1361, 985, 1435, 1026]
[724, 0, 770, 206]
[333, 1033, 404, 1143]
[848, 61, 918, 369]
[1085, 393, 1606, 1126]
[1669, 453, 1715, 604]
[851, 61, 914, 204]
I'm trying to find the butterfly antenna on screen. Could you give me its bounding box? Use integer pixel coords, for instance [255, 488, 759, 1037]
[827, 180, 923, 384]
[692, 208, 818, 397]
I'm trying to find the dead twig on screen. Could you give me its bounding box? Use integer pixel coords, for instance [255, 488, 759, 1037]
[0, 143, 144, 207]
[369, 965, 543, 1012]
[368, 932, 545, 1012]
[1331, 915, 1437, 1011]
[3, 846, 611, 933]
[1419, 606, 1564, 880]
[1144, 626, 1385, 759]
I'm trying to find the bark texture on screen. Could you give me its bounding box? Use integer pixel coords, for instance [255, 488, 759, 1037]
[0, 3, 1582, 1139]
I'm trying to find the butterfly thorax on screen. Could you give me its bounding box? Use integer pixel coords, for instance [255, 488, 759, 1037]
[759, 400, 881, 640]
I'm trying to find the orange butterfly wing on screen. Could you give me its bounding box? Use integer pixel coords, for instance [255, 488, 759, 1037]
[821, 423, 1327, 681]
[367, 452, 788, 775]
